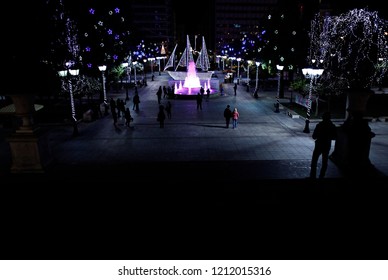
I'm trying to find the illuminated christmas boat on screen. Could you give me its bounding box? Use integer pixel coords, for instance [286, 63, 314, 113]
[164, 36, 216, 96]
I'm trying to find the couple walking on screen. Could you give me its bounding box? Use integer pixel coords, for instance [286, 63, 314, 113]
[224, 105, 239, 129]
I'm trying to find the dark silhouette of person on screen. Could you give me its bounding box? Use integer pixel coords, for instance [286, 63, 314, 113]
[224, 105, 232, 128]
[157, 105, 166, 128]
[196, 93, 203, 110]
[310, 111, 337, 179]
[133, 93, 140, 111]
[344, 110, 376, 168]
[109, 97, 116, 115]
[206, 88, 210, 101]
[156, 86, 163, 104]
[112, 108, 118, 127]
[233, 83, 237, 96]
[165, 101, 172, 119]
[200, 86, 205, 99]
[124, 107, 133, 127]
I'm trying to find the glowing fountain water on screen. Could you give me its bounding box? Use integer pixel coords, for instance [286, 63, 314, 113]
[173, 61, 213, 95]
[183, 61, 201, 92]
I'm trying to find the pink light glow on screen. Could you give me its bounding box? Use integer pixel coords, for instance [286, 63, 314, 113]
[183, 61, 201, 89]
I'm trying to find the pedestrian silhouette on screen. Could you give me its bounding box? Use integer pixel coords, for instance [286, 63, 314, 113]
[310, 112, 337, 179]
[224, 105, 232, 128]
[200, 86, 205, 99]
[233, 83, 237, 96]
[196, 93, 203, 110]
[156, 86, 163, 104]
[165, 101, 172, 119]
[157, 105, 166, 128]
[124, 107, 133, 127]
[343, 110, 376, 168]
[133, 93, 140, 111]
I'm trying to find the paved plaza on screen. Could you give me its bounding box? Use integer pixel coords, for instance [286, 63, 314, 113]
[1, 72, 388, 260]
[1, 71, 388, 189]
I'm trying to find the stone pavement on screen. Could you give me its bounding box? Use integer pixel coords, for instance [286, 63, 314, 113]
[1, 71, 388, 190]
[2, 72, 388, 261]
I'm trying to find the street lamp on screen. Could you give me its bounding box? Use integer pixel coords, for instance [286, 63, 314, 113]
[156, 56, 163, 75]
[302, 68, 324, 133]
[98, 65, 108, 115]
[143, 58, 147, 82]
[254, 62, 261, 98]
[58, 67, 79, 137]
[246, 60, 251, 83]
[236, 58, 241, 84]
[148, 57, 155, 80]
[275, 65, 284, 113]
[216, 55, 221, 70]
[133, 61, 138, 84]
[222, 56, 227, 71]
[121, 62, 130, 101]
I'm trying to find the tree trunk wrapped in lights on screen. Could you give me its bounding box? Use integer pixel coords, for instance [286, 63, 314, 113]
[309, 9, 388, 173]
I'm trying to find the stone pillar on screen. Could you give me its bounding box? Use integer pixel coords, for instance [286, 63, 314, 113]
[6, 95, 52, 173]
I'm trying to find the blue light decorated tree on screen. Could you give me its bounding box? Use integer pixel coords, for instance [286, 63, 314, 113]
[310, 9, 388, 115]
[309, 8, 388, 173]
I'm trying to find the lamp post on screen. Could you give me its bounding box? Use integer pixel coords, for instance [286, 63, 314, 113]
[133, 61, 138, 85]
[58, 68, 79, 137]
[143, 58, 147, 82]
[98, 65, 108, 115]
[216, 55, 221, 70]
[236, 58, 242, 84]
[275, 65, 284, 113]
[148, 57, 155, 80]
[156, 56, 163, 75]
[254, 62, 261, 98]
[121, 62, 130, 101]
[222, 56, 227, 71]
[302, 68, 324, 133]
[246, 60, 251, 83]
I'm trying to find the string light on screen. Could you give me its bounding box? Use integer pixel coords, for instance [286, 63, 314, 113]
[309, 9, 388, 93]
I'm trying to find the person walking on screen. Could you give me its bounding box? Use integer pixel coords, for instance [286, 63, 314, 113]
[233, 83, 237, 96]
[223, 105, 232, 128]
[124, 107, 133, 127]
[309, 111, 337, 179]
[220, 83, 224, 96]
[157, 105, 166, 128]
[165, 101, 172, 119]
[133, 92, 140, 111]
[156, 86, 163, 104]
[232, 107, 239, 129]
[200, 86, 205, 99]
[196, 93, 203, 110]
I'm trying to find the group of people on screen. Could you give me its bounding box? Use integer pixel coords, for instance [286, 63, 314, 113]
[109, 97, 133, 127]
[109, 81, 376, 180]
[223, 105, 240, 129]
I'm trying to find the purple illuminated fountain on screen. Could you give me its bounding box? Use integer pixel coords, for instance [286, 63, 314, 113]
[166, 35, 215, 96]
[173, 61, 211, 95]
[184, 61, 201, 89]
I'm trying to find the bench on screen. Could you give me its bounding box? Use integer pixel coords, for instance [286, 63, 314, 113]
[286, 110, 300, 118]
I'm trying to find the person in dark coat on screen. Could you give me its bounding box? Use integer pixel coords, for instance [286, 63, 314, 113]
[124, 107, 133, 127]
[157, 105, 166, 128]
[223, 105, 232, 128]
[133, 93, 140, 111]
[310, 112, 337, 179]
[196, 93, 203, 110]
[165, 101, 172, 119]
